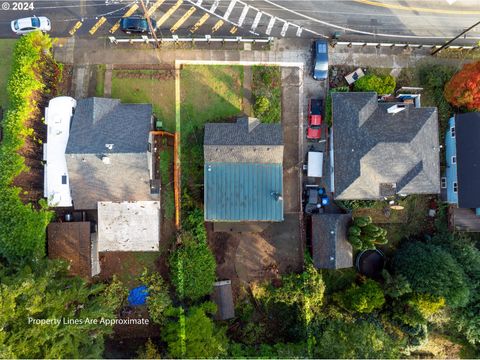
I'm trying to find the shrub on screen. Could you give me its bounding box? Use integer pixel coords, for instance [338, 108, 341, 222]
[252, 66, 281, 123]
[354, 74, 396, 95]
[347, 216, 388, 250]
[444, 61, 480, 111]
[334, 279, 385, 314]
[140, 270, 172, 324]
[0, 32, 57, 263]
[254, 96, 270, 115]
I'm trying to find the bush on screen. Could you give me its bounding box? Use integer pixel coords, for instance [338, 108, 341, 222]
[254, 96, 270, 115]
[444, 61, 480, 111]
[0, 32, 57, 263]
[347, 216, 388, 250]
[140, 270, 172, 324]
[354, 74, 396, 95]
[252, 66, 281, 123]
[334, 279, 385, 314]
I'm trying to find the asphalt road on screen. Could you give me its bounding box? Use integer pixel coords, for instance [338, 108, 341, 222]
[0, 0, 479, 44]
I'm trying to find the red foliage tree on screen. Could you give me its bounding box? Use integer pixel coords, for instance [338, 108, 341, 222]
[444, 61, 480, 111]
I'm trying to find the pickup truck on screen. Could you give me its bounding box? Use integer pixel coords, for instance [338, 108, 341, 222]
[307, 99, 322, 140]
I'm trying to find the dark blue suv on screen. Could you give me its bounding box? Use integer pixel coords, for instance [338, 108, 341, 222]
[120, 16, 156, 34]
[312, 40, 329, 80]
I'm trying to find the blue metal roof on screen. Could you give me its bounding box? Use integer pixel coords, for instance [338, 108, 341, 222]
[204, 163, 283, 221]
[445, 117, 458, 204]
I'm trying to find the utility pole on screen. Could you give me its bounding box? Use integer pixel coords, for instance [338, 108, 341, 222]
[431, 20, 480, 56]
[140, 0, 160, 48]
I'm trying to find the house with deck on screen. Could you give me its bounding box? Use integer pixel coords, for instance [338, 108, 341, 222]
[331, 92, 440, 200]
[443, 112, 480, 231]
[44, 97, 160, 277]
[204, 117, 284, 223]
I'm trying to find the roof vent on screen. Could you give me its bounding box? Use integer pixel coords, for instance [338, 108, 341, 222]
[387, 104, 406, 114]
[105, 144, 114, 150]
[102, 156, 111, 165]
[330, 256, 335, 262]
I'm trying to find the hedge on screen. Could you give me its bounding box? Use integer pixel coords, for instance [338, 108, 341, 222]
[0, 32, 55, 263]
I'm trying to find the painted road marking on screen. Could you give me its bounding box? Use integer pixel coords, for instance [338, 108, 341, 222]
[237, 4, 249, 26]
[223, 0, 237, 20]
[251, 11, 262, 32]
[265, 15, 275, 35]
[212, 19, 224, 33]
[210, 0, 219, 12]
[69, 21, 83, 36]
[230, 25, 238, 34]
[354, 0, 480, 14]
[190, 12, 209, 33]
[296, 26, 303, 37]
[156, 0, 183, 28]
[171, 6, 196, 32]
[89, 16, 107, 35]
[280, 21, 288, 37]
[146, 0, 165, 17]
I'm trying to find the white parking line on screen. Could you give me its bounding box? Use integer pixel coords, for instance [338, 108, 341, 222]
[296, 26, 303, 37]
[280, 21, 288, 37]
[210, 0, 219, 12]
[237, 4, 249, 26]
[223, 0, 237, 20]
[266, 15, 276, 35]
[251, 11, 262, 32]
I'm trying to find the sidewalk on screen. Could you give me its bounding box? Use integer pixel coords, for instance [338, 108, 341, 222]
[54, 37, 457, 69]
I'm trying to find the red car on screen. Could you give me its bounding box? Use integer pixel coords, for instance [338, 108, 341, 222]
[307, 99, 322, 140]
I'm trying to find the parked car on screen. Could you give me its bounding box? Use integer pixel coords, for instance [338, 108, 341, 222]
[120, 16, 156, 34]
[307, 98, 322, 140]
[312, 40, 329, 80]
[11, 16, 51, 35]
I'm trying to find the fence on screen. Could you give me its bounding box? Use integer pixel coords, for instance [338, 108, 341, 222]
[331, 40, 479, 51]
[108, 35, 274, 44]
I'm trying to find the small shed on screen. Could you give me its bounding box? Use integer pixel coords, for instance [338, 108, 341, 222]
[211, 280, 235, 320]
[48, 221, 91, 278]
[311, 214, 353, 269]
[307, 151, 323, 178]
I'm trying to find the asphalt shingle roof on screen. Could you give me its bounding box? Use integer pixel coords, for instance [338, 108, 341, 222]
[332, 92, 440, 200]
[311, 214, 353, 269]
[455, 112, 480, 208]
[65, 98, 154, 209]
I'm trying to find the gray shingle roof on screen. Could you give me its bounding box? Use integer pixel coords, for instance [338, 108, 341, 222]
[311, 214, 353, 269]
[66, 98, 152, 154]
[332, 92, 440, 200]
[65, 98, 154, 210]
[204, 117, 283, 163]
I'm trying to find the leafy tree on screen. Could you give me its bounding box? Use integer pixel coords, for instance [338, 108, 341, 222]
[140, 270, 172, 324]
[170, 209, 216, 302]
[0, 260, 126, 358]
[334, 278, 385, 314]
[382, 270, 412, 299]
[314, 320, 401, 359]
[136, 338, 162, 359]
[162, 302, 228, 358]
[354, 74, 396, 95]
[348, 216, 388, 250]
[393, 241, 469, 308]
[444, 61, 480, 111]
[229, 341, 308, 358]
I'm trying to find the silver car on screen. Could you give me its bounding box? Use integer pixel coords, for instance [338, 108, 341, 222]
[11, 16, 51, 35]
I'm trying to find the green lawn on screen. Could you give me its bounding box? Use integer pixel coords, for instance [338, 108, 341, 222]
[95, 64, 106, 97]
[180, 65, 244, 191]
[111, 69, 176, 131]
[0, 39, 16, 109]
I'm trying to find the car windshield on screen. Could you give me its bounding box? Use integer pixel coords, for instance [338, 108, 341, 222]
[13, 20, 19, 30]
[31, 17, 40, 27]
[317, 42, 327, 53]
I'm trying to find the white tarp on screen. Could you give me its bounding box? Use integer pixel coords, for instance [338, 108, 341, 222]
[97, 201, 160, 252]
[44, 96, 76, 207]
[308, 151, 323, 178]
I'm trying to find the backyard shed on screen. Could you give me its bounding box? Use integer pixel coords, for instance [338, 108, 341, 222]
[47, 221, 92, 278]
[311, 214, 353, 269]
[211, 280, 235, 320]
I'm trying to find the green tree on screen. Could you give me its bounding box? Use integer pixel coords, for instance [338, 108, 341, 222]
[170, 209, 216, 302]
[140, 270, 172, 324]
[382, 270, 412, 299]
[393, 241, 469, 308]
[0, 260, 126, 358]
[315, 320, 401, 359]
[354, 74, 396, 95]
[162, 302, 228, 358]
[348, 216, 388, 250]
[136, 338, 162, 359]
[334, 278, 385, 314]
